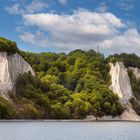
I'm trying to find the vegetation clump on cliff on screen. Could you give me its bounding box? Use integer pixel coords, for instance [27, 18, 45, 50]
[128, 69, 140, 115]
[107, 53, 140, 69]
[0, 97, 17, 119]
[0, 37, 19, 54]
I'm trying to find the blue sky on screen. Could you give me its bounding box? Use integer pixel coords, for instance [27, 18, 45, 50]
[0, 0, 140, 55]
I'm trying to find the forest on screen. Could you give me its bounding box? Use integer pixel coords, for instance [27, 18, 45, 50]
[1, 38, 140, 119]
[1, 49, 124, 119]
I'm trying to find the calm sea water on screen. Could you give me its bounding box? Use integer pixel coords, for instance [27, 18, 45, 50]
[0, 121, 140, 140]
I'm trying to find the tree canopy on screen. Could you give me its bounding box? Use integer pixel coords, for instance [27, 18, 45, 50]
[0, 37, 19, 54]
[11, 49, 123, 119]
[0, 37, 125, 119]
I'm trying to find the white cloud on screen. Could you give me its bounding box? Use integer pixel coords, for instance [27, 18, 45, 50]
[101, 29, 140, 55]
[95, 2, 108, 13]
[20, 9, 140, 55]
[5, 3, 23, 14]
[23, 9, 125, 35]
[20, 31, 49, 47]
[58, 0, 68, 5]
[5, 0, 48, 15]
[116, 0, 134, 11]
[25, 1, 48, 14]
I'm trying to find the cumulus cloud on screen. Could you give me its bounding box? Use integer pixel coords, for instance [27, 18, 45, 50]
[23, 9, 125, 37]
[95, 2, 108, 13]
[116, 0, 134, 11]
[5, 0, 48, 15]
[20, 9, 140, 55]
[101, 29, 140, 55]
[58, 0, 68, 5]
[5, 3, 23, 14]
[20, 31, 49, 47]
[25, 1, 48, 14]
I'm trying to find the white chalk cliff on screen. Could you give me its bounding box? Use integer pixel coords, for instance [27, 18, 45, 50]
[109, 62, 132, 104]
[109, 62, 140, 121]
[0, 52, 35, 99]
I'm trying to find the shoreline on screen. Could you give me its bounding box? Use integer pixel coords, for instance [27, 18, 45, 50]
[0, 119, 140, 122]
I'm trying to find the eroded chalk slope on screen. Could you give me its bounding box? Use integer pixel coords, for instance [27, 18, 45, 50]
[109, 62, 140, 120]
[0, 52, 34, 99]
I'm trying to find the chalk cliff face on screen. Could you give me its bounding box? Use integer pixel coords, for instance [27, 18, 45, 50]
[0, 52, 35, 99]
[109, 62, 132, 104]
[109, 62, 140, 120]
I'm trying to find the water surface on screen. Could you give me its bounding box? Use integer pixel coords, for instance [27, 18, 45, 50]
[0, 121, 140, 140]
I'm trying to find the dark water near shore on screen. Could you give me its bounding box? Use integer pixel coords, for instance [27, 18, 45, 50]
[0, 121, 140, 140]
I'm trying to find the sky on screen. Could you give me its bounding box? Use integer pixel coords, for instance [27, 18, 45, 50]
[0, 0, 140, 56]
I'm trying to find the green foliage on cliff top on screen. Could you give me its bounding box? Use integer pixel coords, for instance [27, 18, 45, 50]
[0, 37, 19, 54]
[107, 53, 140, 69]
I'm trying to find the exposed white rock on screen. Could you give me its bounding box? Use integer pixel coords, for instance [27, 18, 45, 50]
[120, 104, 140, 121]
[0, 52, 35, 99]
[109, 62, 132, 104]
[109, 62, 140, 121]
[98, 105, 139, 121]
[85, 115, 97, 121]
[129, 67, 140, 79]
[98, 115, 120, 121]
